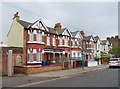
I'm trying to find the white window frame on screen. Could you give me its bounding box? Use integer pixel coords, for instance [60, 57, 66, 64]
[65, 39, 68, 46]
[53, 37, 56, 46]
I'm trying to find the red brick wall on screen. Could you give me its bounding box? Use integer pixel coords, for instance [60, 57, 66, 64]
[1, 47, 23, 75]
[14, 65, 63, 74]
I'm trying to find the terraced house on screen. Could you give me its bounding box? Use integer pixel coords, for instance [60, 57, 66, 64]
[7, 12, 99, 74]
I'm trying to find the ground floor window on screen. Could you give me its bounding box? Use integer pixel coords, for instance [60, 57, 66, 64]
[29, 52, 33, 62]
[36, 51, 42, 62]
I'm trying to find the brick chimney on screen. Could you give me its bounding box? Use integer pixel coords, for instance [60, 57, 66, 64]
[54, 23, 62, 30]
[13, 12, 19, 21]
[80, 30, 84, 36]
[107, 37, 110, 40]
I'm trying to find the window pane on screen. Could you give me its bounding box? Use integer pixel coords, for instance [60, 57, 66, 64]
[30, 53, 33, 62]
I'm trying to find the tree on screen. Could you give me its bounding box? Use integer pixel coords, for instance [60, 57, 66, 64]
[109, 46, 120, 57]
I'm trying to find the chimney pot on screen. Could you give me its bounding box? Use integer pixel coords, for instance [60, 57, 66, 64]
[13, 12, 19, 20]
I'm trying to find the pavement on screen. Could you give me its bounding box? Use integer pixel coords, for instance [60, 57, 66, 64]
[19, 64, 108, 78]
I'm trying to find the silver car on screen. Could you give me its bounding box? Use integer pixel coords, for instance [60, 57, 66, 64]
[109, 58, 120, 68]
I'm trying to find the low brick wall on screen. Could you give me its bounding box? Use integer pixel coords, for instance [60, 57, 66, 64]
[14, 65, 63, 74]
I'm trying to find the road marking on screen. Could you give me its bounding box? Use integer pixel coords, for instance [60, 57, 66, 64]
[15, 66, 108, 87]
[16, 76, 70, 87]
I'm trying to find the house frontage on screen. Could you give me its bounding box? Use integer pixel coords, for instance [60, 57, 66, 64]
[6, 12, 104, 74]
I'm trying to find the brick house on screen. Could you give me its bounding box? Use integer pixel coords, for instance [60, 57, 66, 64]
[94, 36, 101, 59]
[83, 35, 95, 60]
[7, 12, 101, 74]
[8, 12, 81, 73]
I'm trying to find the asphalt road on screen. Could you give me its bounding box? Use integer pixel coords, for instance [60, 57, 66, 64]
[2, 68, 118, 88]
[26, 68, 118, 87]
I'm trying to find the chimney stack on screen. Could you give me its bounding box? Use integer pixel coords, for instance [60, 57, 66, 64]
[54, 23, 62, 30]
[80, 30, 84, 36]
[13, 12, 19, 21]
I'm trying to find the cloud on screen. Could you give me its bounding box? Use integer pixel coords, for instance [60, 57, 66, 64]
[2, 2, 118, 43]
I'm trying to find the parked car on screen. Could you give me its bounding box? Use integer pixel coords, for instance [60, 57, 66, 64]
[109, 58, 120, 68]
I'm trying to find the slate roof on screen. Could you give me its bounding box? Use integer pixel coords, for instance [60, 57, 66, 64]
[84, 35, 93, 41]
[101, 40, 107, 45]
[18, 20, 32, 28]
[56, 28, 66, 35]
[71, 31, 79, 37]
[17, 19, 69, 35]
[47, 27, 57, 34]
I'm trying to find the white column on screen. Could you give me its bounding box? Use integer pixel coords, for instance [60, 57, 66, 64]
[8, 50, 13, 76]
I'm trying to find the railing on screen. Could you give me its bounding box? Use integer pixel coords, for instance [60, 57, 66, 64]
[55, 57, 70, 63]
[55, 57, 86, 63]
[70, 57, 82, 60]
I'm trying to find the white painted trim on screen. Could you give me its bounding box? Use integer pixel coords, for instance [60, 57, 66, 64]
[58, 45, 70, 47]
[33, 30, 37, 34]
[27, 61, 42, 64]
[33, 49, 37, 53]
[27, 41, 45, 44]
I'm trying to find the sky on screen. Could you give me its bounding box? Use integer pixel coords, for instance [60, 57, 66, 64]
[1, 1, 118, 44]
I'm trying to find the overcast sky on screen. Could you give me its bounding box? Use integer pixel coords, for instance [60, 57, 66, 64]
[2, 2, 118, 44]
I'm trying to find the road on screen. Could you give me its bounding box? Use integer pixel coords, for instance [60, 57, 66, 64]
[2, 68, 119, 87]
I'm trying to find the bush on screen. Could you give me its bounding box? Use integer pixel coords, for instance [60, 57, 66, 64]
[100, 56, 110, 62]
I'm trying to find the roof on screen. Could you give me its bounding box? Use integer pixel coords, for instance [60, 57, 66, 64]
[71, 31, 79, 37]
[47, 27, 57, 34]
[94, 36, 100, 42]
[84, 35, 93, 41]
[18, 20, 32, 28]
[101, 40, 107, 45]
[56, 28, 66, 35]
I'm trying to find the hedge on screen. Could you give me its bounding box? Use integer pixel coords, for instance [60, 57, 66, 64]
[100, 56, 110, 62]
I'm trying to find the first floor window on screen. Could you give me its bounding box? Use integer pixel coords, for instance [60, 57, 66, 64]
[37, 33, 42, 42]
[36, 52, 42, 62]
[53, 37, 56, 46]
[60, 38, 62, 45]
[30, 33, 33, 42]
[47, 36, 50, 45]
[65, 39, 68, 46]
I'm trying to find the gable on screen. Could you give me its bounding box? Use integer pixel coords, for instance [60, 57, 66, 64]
[75, 32, 83, 39]
[31, 19, 49, 31]
[90, 37, 94, 42]
[62, 29, 71, 36]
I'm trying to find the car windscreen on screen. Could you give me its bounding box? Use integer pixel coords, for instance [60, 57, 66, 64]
[110, 59, 118, 61]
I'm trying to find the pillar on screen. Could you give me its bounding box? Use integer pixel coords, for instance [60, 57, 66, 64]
[8, 50, 13, 76]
